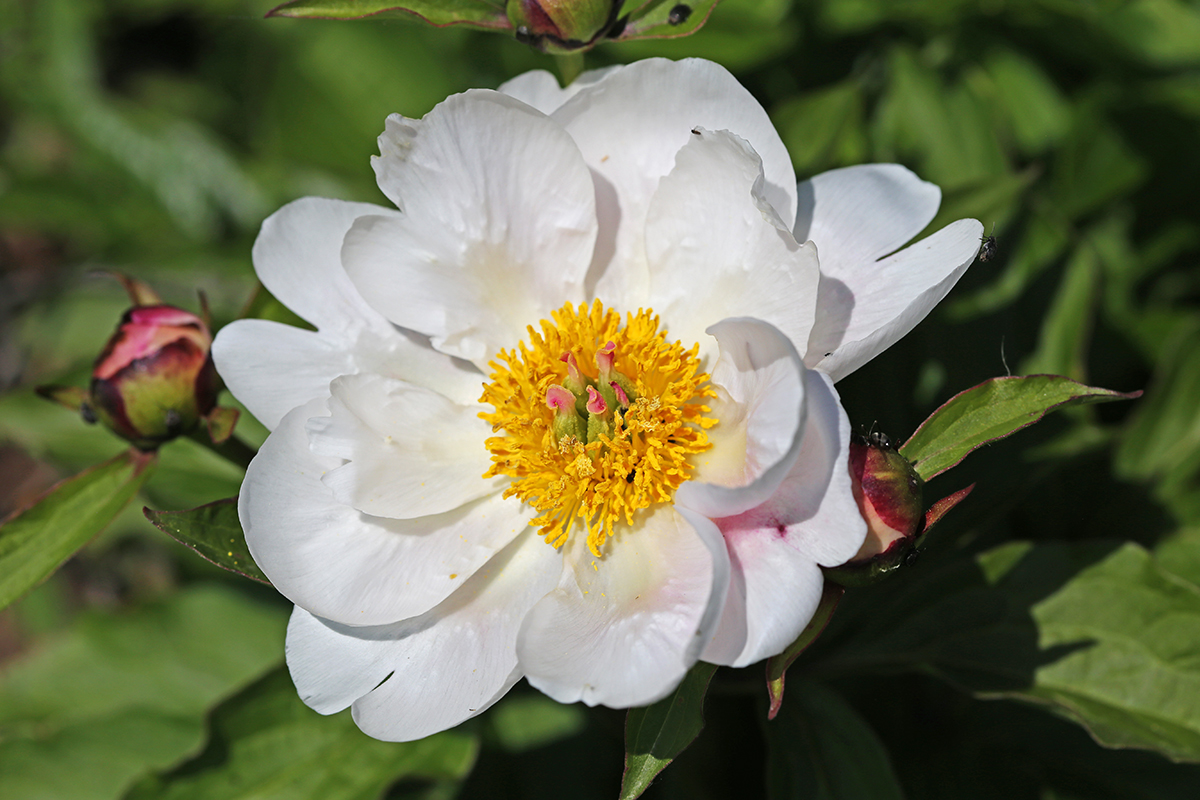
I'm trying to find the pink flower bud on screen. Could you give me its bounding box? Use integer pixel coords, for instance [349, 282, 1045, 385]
[86, 304, 218, 450]
[507, 0, 617, 53]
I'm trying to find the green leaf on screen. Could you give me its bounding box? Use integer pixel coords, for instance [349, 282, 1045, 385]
[1003, 543, 1200, 762]
[772, 81, 867, 175]
[1018, 238, 1101, 380]
[899, 375, 1140, 481]
[267, 0, 509, 28]
[124, 666, 479, 800]
[0, 448, 156, 611]
[765, 681, 904, 800]
[617, 0, 722, 40]
[621, 661, 718, 800]
[145, 497, 269, 585]
[0, 585, 287, 800]
[820, 542, 1200, 763]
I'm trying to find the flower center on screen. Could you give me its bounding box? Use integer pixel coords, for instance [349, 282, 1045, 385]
[480, 301, 716, 557]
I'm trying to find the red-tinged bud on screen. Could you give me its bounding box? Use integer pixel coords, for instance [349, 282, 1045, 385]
[823, 432, 925, 587]
[508, 0, 617, 53]
[86, 304, 219, 450]
[849, 432, 924, 561]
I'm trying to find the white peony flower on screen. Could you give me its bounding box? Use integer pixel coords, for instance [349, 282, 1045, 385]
[213, 58, 982, 742]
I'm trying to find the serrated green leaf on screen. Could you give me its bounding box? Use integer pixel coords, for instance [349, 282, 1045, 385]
[268, 0, 508, 28]
[145, 497, 268, 585]
[617, 0, 722, 39]
[899, 375, 1140, 480]
[123, 666, 478, 800]
[620, 661, 718, 800]
[765, 681, 904, 800]
[0, 448, 156, 611]
[0, 585, 287, 800]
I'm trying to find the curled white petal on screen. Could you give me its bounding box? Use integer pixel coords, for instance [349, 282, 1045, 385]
[213, 197, 484, 429]
[646, 127, 819, 365]
[242, 398, 527, 626]
[703, 371, 865, 666]
[287, 528, 560, 741]
[308, 373, 499, 520]
[343, 89, 597, 368]
[797, 164, 983, 380]
[677, 317, 808, 520]
[551, 58, 797, 308]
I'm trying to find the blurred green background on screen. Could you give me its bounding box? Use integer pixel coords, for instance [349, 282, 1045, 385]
[2, 0, 1200, 797]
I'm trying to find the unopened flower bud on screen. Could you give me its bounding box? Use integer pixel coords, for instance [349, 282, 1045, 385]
[508, 0, 617, 52]
[824, 432, 925, 586]
[849, 432, 924, 560]
[86, 305, 219, 450]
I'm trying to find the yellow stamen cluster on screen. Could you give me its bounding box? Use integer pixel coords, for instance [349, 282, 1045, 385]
[480, 301, 716, 557]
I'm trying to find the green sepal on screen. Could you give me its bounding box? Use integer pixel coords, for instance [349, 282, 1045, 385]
[204, 406, 240, 445]
[144, 497, 270, 585]
[267, 0, 509, 28]
[0, 448, 156, 611]
[35, 384, 88, 414]
[765, 582, 844, 718]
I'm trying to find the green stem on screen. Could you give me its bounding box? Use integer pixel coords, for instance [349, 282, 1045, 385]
[188, 429, 257, 471]
[555, 52, 585, 85]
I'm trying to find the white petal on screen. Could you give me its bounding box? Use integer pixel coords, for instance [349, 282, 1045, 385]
[517, 505, 729, 709]
[307, 373, 500, 519]
[344, 90, 598, 367]
[214, 196, 487, 429]
[213, 319, 486, 430]
[250, 196, 401, 335]
[808, 218, 983, 381]
[242, 398, 528, 626]
[551, 58, 797, 308]
[286, 528, 561, 741]
[676, 318, 808, 520]
[213, 319, 361, 431]
[794, 164, 941, 277]
[498, 66, 620, 114]
[794, 164, 984, 381]
[702, 371, 865, 666]
[646, 129, 819, 362]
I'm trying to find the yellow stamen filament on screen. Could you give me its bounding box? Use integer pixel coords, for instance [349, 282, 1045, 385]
[480, 301, 716, 557]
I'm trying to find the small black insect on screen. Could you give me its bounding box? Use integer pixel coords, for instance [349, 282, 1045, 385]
[903, 548, 921, 568]
[668, 4, 692, 25]
[691, 127, 701, 135]
[867, 430, 892, 449]
[80, 401, 97, 425]
[626, 469, 637, 484]
[978, 224, 997, 263]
